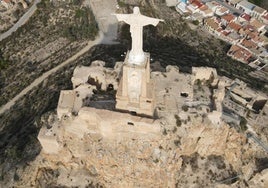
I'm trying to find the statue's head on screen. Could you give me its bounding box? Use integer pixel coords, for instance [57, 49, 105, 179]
[133, 7, 140, 14]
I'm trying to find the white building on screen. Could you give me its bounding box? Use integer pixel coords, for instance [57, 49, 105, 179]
[236, 0, 255, 15]
[176, 2, 190, 14]
[251, 6, 267, 20]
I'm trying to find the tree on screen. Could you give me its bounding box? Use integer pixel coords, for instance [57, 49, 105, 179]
[239, 117, 248, 132]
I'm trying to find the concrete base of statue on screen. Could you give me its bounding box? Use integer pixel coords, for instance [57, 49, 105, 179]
[116, 51, 155, 117]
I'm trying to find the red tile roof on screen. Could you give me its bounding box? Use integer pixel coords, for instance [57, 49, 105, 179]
[221, 14, 235, 23]
[252, 35, 264, 44]
[247, 31, 258, 39]
[240, 39, 258, 49]
[221, 30, 230, 36]
[229, 45, 240, 52]
[228, 22, 242, 32]
[228, 45, 252, 63]
[240, 13, 251, 21]
[192, 0, 203, 8]
[199, 5, 208, 11]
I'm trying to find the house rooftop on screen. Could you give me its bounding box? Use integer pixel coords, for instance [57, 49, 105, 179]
[262, 13, 268, 21]
[253, 6, 266, 14]
[221, 14, 235, 23]
[228, 22, 242, 32]
[238, 0, 255, 10]
[221, 30, 230, 36]
[204, 8, 213, 14]
[206, 1, 220, 8]
[229, 32, 241, 40]
[229, 44, 240, 52]
[221, 13, 236, 23]
[218, 7, 229, 14]
[240, 13, 251, 21]
[191, 0, 203, 8]
[229, 0, 242, 4]
[228, 45, 252, 63]
[252, 35, 264, 44]
[250, 19, 265, 30]
[244, 24, 255, 31]
[217, 28, 223, 32]
[247, 31, 260, 40]
[240, 39, 258, 49]
[205, 17, 220, 30]
[199, 4, 208, 11]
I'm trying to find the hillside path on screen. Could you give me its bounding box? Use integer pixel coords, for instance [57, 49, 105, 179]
[0, 0, 41, 42]
[0, 34, 103, 115]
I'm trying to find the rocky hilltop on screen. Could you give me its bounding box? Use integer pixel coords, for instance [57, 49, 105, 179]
[5, 60, 267, 188]
[0, 0, 268, 187]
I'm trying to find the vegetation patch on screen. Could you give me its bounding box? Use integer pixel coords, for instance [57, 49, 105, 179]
[0, 0, 98, 106]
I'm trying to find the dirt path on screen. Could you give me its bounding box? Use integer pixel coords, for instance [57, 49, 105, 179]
[0, 33, 103, 115]
[0, 0, 41, 42]
[89, 0, 118, 44]
[0, 0, 119, 115]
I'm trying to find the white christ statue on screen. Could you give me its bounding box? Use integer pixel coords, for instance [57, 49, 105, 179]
[114, 7, 163, 65]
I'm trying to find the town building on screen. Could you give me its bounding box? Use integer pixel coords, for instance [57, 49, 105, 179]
[221, 13, 236, 26]
[228, 0, 242, 7]
[238, 13, 251, 23]
[227, 44, 253, 63]
[236, 0, 255, 15]
[175, 0, 268, 71]
[252, 6, 267, 20]
[250, 18, 266, 33]
[204, 17, 220, 34]
[223, 79, 267, 123]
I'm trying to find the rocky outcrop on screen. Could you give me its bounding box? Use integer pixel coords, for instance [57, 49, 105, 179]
[8, 108, 267, 188]
[179, 124, 245, 169]
[6, 62, 267, 187]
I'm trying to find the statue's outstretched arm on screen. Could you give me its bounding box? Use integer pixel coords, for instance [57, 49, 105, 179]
[142, 16, 164, 26]
[112, 14, 130, 24]
[144, 16, 164, 26]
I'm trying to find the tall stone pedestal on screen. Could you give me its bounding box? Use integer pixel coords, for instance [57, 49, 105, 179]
[116, 51, 155, 117]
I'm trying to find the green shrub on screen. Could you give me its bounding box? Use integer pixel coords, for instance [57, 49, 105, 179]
[182, 105, 189, 112]
[239, 117, 248, 132]
[192, 20, 199, 25]
[174, 114, 182, 126]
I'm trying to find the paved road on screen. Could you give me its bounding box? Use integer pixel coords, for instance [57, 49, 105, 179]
[0, 33, 103, 115]
[0, 0, 41, 42]
[89, 0, 118, 44]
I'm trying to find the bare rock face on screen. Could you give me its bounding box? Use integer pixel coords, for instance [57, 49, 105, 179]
[180, 124, 245, 170]
[248, 169, 268, 187]
[12, 112, 259, 188]
[8, 64, 267, 187]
